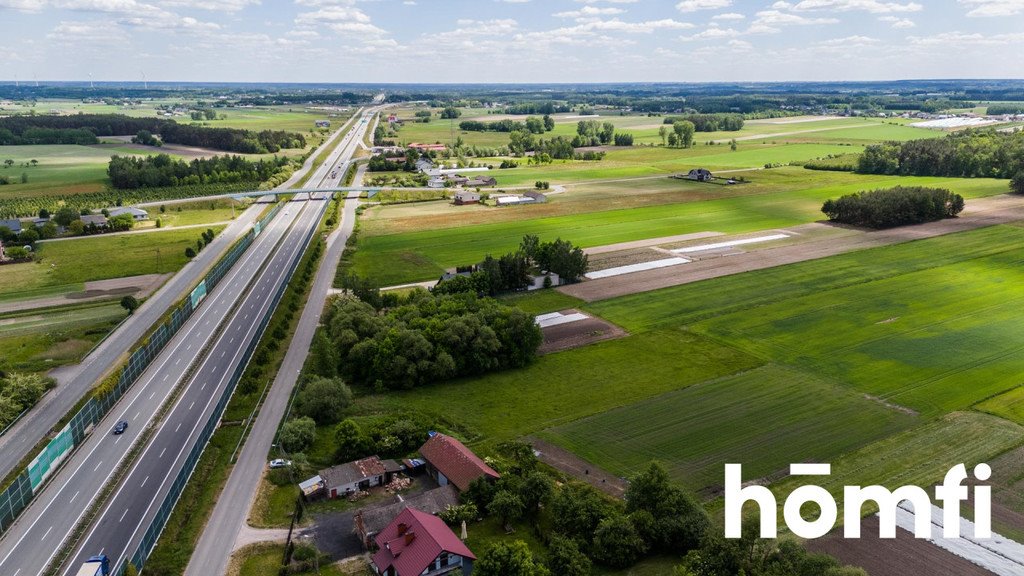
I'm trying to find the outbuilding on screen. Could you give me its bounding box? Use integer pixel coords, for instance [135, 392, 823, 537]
[453, 190, 481, 205]
[418, 432, 499, 492]
[319, 456, 401, 498]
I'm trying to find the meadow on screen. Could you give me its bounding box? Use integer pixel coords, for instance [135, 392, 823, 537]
[0, 225, 225, 300]
[352, 171, 1010, 285]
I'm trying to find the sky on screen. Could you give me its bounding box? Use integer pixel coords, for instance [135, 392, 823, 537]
[0, 0, 1023, 83]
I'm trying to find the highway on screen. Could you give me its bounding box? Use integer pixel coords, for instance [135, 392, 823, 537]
[0, 202, 265, 481]
[185, 107, 380, 576]
[0, 197, 308, 576]
[58, 192, 331, 576]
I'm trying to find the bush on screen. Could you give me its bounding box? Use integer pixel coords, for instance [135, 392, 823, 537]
[294, 376, 352, 425]
[278, 416, 316, 453]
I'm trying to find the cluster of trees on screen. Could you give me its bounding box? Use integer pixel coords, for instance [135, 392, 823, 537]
[321, 290, 541, 391]
[189, 108, 219, 121]
[433, 234, 588, 296]
[0, 373, 55, 429]
[332, 415, 434, 463]
[857, 129, 1024, 178]
[663, 113, 744, 132]
[503, 102, 571, 115]
[367, 150, 419, 172]
[460, 115, 555, 134]
[0, 113, 305, 153]
[658, 120, 696, 148]
[505, 133, 606, 160]
[108, 153, 290, 189]
[574, 120, 615, 146]
[131, 130, 161, 147]
[986, 104, 1024, 115]
[821, 186, 964, 229]
[440, 106, 461, 119]
[613, 133, 634, 146]
[184, 227, 217, 259]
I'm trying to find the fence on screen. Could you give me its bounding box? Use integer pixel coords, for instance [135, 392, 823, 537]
[0, 202, 283, 535]
[122, 197, 327, 575]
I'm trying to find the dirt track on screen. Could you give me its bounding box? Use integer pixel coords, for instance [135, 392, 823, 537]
[527, 437, 627, 498]
[0, 273, 170, 314]
[561, 194, 1024, 302]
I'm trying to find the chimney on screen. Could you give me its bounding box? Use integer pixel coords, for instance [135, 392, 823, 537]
[397, 523, 408, 536]
[405, 531, 416, 545]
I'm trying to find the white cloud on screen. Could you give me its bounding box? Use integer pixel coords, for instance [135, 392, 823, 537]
[680, 26, 741, 40]
[753, 9, 838, 25]
[908, 30, 1024, 45]
[554, 6, 625, 18]
[879, 15, 914, 27]
[712, 12, 745, 19]
[815, 34, 878, 46]
[786, 0, 922, 13]
[573, 0, 638, 3]
[162, 0, 259, 11]
[0, 0, 46, 10]
[958, 0, 1024, 17]
[676, 0, 731, 12]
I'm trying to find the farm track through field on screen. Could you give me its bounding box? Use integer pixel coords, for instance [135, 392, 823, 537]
[562, 194, 1024, 302]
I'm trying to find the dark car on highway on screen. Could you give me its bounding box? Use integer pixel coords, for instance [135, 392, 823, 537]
[113, 420, 128, 435]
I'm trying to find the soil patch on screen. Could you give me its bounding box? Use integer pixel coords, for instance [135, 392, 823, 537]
[538, 309, 627, 354]
[526, 436, 627, 498]
[806, 516, 995, 576]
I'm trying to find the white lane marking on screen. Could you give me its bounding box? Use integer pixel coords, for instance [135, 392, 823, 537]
[189, 401, 195, 410]
[133, 412, 139, 421]
[159, 448, 166, 458]
[69, 491, 79, 504]
[41, 526, 52, 541]
[163, 374, 169, 382]
[221, 350, 226, 358]
[175, 422, 182, 432]
[175, 358, 181, 366]
[94, 460, 103, 472]
[119, 508, 129, 522]
[200, 382, 206, 391]
[149, 391, 156, 400]
[140, 476, 149, 488]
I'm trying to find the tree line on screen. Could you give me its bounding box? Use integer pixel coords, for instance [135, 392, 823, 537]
[107, 153, 290, 190]
[321, 290, 541, 391]
[857, 129, 1024, 179]
[663, 113, 744, 132]
[459, 115, 555, 134]
[821, 186, 964, 229]
[0, 373, 55, 430]
[433, 234, 588, 296]
[0, 113, 305, 153]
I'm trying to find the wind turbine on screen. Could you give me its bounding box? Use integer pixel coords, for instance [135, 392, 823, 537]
[141, 71, 148, 90]
[33, 74, 39, 87]
[88, 73, 94, 89]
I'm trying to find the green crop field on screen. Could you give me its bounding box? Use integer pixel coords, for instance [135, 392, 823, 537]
[352, 172, 1010, 285]
[0, 145, 123, 199]
[0, 225, 225, 301]
[539, 365, 916, 494]
[589, 225, 1024, 415]
[352, 329, 763, 449]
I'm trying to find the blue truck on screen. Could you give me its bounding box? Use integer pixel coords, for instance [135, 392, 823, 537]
[75, 554, 110, 576]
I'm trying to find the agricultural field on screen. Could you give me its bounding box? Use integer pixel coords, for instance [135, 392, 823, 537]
[142, 198, 248, 229]
[0, 302, 126, 374]
[0, 224, 224, 301]
[538, 365, 917, 495]
[351, 170, 1010, 286]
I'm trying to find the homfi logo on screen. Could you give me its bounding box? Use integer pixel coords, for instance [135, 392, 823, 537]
[724, 463, 992, 539]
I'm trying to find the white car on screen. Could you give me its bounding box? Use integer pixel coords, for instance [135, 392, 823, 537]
[269, 459, 292, 469]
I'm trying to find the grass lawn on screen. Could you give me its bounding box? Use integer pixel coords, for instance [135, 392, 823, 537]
[231, 543, 355, 576]
[497, 290, 584, 316]
[352, 171, 1009, 286]
[0, 302, 126, 374]
[0, 225, 224, 301]
[538, 365, 917, 493]
[354, 329, 763, 449]
[145, 199, 246, 229]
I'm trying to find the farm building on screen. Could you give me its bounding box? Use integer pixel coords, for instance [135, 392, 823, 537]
[465, 176, 497, 187]
[528, 272, 561, 291]
[318, 456, 402, 499]
[80, 214, 109, 228]
[418, 432, 499, 491]
[370, 507, 475, 576]
[354, 485, 459, 548]
[0, 219, 22, 234]
[453, 191, 481, 205]
[107, 207, 149, 221]
[686, 168, 714, 182]
[415, 158, 435, 172]
[427, 176, 446, 189]
[299, 475, 325, 498]
[447, 175, 469, 186]
[495, 195, 535, 206]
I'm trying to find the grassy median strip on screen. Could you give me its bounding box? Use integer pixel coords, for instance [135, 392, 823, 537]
[142, 196, 339, 576]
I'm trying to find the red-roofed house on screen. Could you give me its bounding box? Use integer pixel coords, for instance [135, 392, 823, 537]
[371, 507, 475, 576]
[418, 433, 500, 492]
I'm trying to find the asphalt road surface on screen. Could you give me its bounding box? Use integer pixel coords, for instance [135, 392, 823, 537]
[0, 199, 309, 576]
[185, 107, 380, 576]
[0, 202, 265, 482]
[58, 192, 331, 576]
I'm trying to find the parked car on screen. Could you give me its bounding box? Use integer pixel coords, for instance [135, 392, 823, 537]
[113, 421, 128, 435]
[269, 459, 292, 469]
